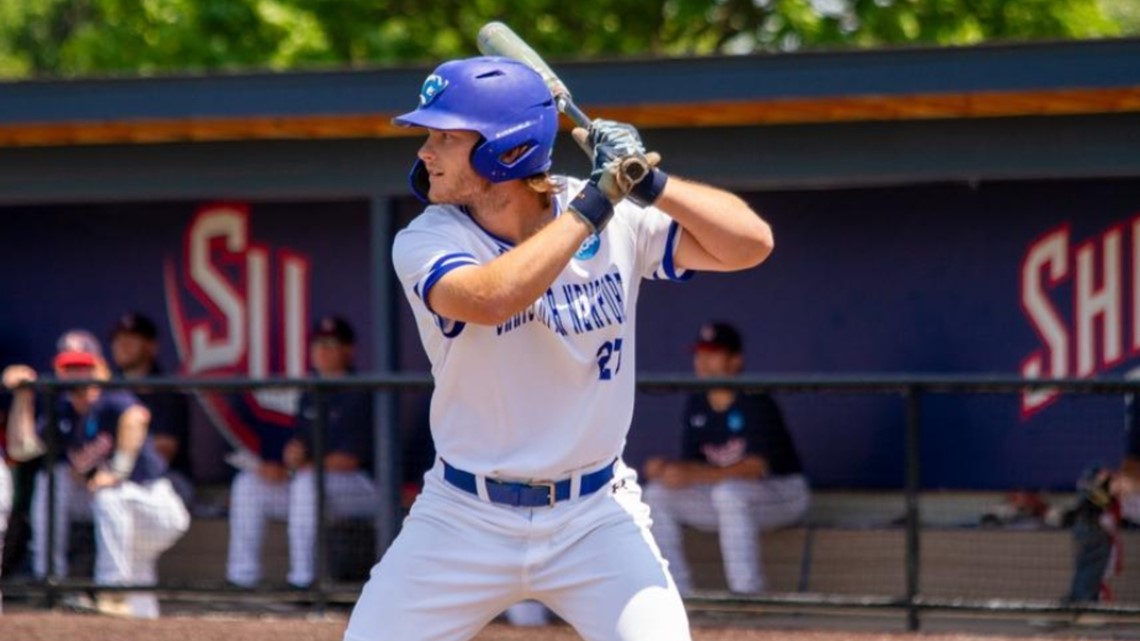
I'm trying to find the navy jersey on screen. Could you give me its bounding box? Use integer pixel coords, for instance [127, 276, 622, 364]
[41, 389, 168, 483]
[125, 363, 192, 479]
[681, 392, 803, 476]
[294, 387, 374, 474]
[1127, 393, 1140, 459]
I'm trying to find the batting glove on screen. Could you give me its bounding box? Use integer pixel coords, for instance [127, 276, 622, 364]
[573, 119, 668, 207]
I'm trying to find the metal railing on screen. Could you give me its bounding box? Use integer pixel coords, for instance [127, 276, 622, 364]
[3, 373, 1138, 629]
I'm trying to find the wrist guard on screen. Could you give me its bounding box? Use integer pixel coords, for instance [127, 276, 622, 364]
[569, 182, 615, 234]
[106, 449, 138, 480]
[629, 168, 668, 208]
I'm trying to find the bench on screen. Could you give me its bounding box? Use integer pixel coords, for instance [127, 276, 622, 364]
[58, 490, 1140, 603]
[63, 517, 378, 585]
[682, 526, 1112, 599]
[680, 490, 1140, 602]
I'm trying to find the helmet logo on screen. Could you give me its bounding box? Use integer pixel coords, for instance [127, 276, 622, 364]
[419, 74, 449, 106]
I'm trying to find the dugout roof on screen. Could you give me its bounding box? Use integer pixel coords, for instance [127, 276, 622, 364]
[0, 37, 1137, 147]
[0, 37, 1139, 201]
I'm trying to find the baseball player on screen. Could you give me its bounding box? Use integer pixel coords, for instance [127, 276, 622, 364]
[0, 444, 11, 614]
[226, 316, 377, 589]
[342, 56, 774, 641]
[108, 312, 195, 509]
[642, 321, 810, 595]
[2, 330, 190, 618]
[1064, 376, 1140, 603]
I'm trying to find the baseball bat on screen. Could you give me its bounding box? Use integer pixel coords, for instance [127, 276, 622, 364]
[477, 21, 648, 184]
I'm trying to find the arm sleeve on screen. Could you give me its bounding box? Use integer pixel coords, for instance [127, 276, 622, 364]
[1127, 393, 1140, 458]
[392, 218, 481, 338]
[630, 205, 694, 283]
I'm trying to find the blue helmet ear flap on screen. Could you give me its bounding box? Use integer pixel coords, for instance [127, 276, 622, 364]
[409, 160, 431, 203]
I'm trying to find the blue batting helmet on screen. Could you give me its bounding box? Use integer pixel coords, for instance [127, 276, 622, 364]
[393, 56, 558, 201]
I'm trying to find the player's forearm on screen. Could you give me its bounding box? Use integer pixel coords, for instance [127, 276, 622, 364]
[6, 391, 45, 461]
[431, 213, 592, 325]
[115, 405, 150, 455]
[658, 176, 773, 271]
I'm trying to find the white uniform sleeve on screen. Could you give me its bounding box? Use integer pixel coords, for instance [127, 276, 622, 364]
[392, 213, 481, 337]
[631, 204, 693, 282]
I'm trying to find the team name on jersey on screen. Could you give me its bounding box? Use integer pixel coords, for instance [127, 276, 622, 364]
[497, 270, 627, 337]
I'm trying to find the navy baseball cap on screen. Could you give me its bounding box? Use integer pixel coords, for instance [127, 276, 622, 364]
[312, 315, 355, 345]
[54, 329, 105, 369]
[694, 321, 743, 354]
[110, 312, 158, 340]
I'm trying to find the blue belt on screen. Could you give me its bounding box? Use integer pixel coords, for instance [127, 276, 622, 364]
[442, 459, 615, 508]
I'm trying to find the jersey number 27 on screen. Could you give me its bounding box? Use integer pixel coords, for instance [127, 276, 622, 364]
[596, 338, 624, 381]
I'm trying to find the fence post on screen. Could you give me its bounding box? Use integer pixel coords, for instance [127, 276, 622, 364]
[312, 385, 328, 615]
[369, 194, 401, 559]
[904, 385, 922, 631]
[375, 391, 399, 556]
[43, 385, 60, 608]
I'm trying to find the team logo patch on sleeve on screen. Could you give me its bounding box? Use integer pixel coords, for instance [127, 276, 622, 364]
[727, 410, 745, 433]
[420, 75, 449, 106]
[574, 233, 601, 260]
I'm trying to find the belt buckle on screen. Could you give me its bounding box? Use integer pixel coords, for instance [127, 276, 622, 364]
[535, 481, 557, 507]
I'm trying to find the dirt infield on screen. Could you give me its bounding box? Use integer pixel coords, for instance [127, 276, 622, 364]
[0, 613, 1117, 641]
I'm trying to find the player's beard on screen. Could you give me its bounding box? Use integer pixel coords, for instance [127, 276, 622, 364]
[463, 181, 514, 219]
[427, 162, 493, 208]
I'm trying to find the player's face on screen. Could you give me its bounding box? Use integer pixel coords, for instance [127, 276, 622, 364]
[693, 348, 743, 379]
[111, 332, 156, 371]
[417, 129, 490, 205]
[56, 363, 103, 407]
[310, 338, 353, 377]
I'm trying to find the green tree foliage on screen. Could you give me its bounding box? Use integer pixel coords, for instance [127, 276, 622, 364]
[0, 0, 1125, 78]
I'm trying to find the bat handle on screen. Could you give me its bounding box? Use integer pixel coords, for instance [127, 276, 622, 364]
[619, 157, 648, 184]
[558, 97, 592, 129]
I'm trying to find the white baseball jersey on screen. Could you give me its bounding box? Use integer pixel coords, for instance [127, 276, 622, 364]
[393, 176, 690, 480]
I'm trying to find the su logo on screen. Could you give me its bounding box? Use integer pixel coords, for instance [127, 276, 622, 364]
[163, 203, 311, 459]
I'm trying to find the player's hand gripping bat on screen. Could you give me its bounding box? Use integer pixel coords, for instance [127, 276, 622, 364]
[477, 21, 656, 192]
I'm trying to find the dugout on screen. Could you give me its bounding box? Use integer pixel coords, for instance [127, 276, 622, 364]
[2, 37, 1140, 542]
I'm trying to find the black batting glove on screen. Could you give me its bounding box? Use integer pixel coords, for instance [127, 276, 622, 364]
[573, 119, 668, 208]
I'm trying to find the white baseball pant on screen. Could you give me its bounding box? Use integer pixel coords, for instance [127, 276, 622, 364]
[0, 462, 11, 614]
[226, 468, 378, 587]
[343, 461, 692, 641]
[643, 475, 810, 594]
[91, 477, 190, 617]
[31, 465, 189, 618]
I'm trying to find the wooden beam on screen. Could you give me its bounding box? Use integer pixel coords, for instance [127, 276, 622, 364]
[1, 87, 1138, 148]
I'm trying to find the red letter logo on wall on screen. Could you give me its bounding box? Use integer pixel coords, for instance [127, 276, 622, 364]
[163, 202, 311, 459]
[1020, 216, 1140, 419]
